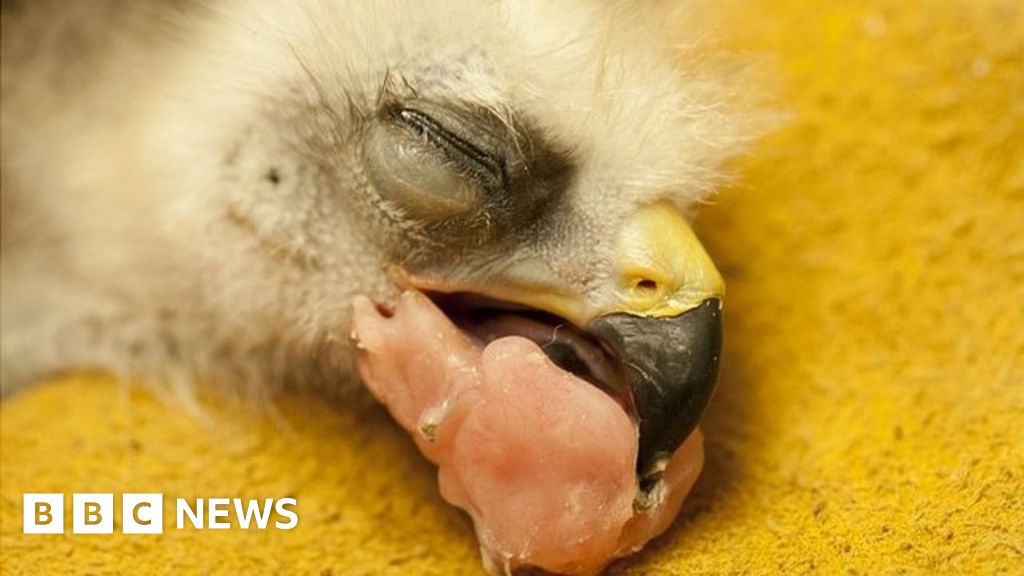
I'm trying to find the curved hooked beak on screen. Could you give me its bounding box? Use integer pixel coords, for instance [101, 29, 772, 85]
[591, 299, 721, 485]
[401, 201, 724, 485]
[590, 201, 723, 482]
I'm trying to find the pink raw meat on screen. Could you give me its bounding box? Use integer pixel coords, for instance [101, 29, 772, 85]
[352, 291, 703, 575]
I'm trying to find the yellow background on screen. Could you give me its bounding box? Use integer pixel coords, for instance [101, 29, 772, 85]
[2, 0, 1022, 573]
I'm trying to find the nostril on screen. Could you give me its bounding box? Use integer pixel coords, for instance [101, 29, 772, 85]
[629, 277, 662, 299]
[634, 278, 659, 294]
[619, 266, 678, 307]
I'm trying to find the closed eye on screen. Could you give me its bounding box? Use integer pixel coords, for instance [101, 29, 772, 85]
[391, 107, 506, 192]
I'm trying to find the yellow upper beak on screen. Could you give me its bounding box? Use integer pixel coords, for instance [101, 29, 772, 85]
[610, 201, 725, 318]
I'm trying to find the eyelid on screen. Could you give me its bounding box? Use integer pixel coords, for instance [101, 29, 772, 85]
[364, 120, 482, 220]
[391, 107, 507, 191]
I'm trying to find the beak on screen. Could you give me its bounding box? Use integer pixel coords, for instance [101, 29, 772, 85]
[400, 201, 724, 484]
[590, 201, 724, 482]
[591, 299, 721, 484]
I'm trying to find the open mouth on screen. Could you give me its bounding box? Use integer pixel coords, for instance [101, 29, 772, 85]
[423, 289, 721, 491]
[425, 291, 631, 412]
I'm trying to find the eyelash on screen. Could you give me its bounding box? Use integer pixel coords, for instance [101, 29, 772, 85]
[392, 108, 507, 191]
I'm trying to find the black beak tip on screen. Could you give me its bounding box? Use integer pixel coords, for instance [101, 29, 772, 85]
[591, 298, 722, 483]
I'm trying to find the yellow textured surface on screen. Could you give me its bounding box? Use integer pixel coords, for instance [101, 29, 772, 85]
[3, 0, 1024, 574]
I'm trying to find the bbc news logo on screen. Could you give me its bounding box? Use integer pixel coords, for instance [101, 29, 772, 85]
[23, 493, 298, 534]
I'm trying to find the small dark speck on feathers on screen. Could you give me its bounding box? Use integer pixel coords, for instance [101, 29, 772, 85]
[266, 168, 282, 185]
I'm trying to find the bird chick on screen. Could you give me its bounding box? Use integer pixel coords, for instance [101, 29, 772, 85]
[2, 0, 762, 572]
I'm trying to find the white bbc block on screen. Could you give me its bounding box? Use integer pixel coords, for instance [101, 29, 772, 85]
[122, 493, 164, 534]
[23, 493, 64, 534]
[73, 493, 114, 534]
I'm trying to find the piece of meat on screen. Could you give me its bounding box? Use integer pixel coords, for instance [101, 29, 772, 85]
[352, 291, 703, 575]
